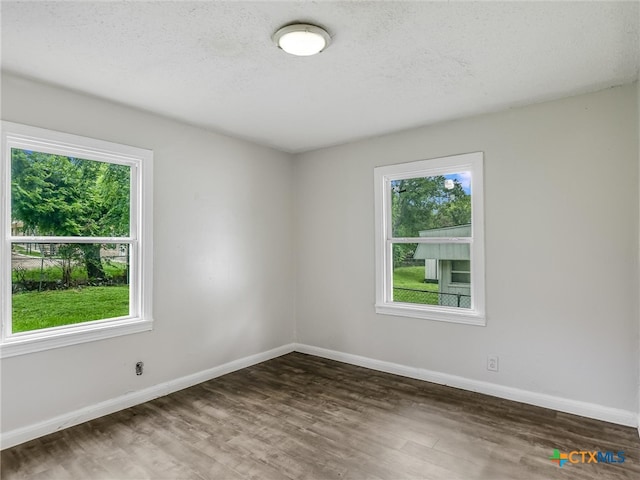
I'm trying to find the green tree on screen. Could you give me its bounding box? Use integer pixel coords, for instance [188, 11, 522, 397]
[11, 149, 130, 281]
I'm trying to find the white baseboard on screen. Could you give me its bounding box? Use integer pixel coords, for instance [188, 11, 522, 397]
[3, 342, 637, 450]
[293, 343, 638, 428]
[1, 343, 295, 450]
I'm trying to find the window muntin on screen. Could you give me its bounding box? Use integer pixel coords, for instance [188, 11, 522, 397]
[375, 152, 484, 325]
[1, 122, 153, 357]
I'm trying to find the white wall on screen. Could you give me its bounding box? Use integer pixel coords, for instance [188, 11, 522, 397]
[2, 73, 638, 440]
[637, 79, 640, 432]
[1, 73, 295, 434]
[294, 84, 639, 413]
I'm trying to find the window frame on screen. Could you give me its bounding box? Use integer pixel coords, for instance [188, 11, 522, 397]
[1, 122, 153, 357]
[374, 152, 485, 326]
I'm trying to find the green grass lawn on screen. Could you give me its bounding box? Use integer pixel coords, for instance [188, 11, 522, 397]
[393, 265, 438, 305]
[393, 265, 438, 291]
[12, 286, 129, 333]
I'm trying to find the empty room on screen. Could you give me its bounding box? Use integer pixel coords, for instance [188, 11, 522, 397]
[1, 1, 639, 479]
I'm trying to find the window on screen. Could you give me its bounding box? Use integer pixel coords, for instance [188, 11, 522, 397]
[374, 152, 485, 325]
[451, 260, 471, 284]
[1, 122, 153, 357]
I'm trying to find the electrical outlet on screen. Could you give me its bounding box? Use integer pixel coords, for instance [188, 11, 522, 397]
[487, 355, 499, 372]
[135, 361, 144, 376]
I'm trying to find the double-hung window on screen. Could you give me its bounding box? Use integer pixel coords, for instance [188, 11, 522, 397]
[1, 122, 153, 357]
[374, 152, 485, 325]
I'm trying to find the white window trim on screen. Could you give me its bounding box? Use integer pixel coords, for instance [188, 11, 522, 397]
[374, 152, 485, 326]
[1, 121, 153, 357]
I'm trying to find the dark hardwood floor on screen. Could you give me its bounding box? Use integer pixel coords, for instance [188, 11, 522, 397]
[2, 352, 639, 479]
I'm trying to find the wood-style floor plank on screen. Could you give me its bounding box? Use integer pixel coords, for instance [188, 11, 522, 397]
[2, 352, 638, 479]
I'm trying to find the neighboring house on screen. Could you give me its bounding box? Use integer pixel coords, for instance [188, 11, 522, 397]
[413, 224, 471, 308]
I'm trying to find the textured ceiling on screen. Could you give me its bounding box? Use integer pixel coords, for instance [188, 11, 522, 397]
[2, 1, 639, 153]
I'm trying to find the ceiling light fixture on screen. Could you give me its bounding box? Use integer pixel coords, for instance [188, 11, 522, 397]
[273, 23, 331, 56]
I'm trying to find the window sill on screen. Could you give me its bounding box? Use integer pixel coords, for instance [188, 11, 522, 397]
[0, 317, 153, 358]
[375, 303, 485, 326]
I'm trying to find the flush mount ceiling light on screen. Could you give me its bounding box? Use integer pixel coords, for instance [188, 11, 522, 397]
[273, 23, 331, 56]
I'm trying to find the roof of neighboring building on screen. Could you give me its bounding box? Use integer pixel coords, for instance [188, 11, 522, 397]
[418, 224, 471, 238]
[414, 224, 471, 260]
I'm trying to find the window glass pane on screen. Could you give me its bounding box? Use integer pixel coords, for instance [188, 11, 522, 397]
[391, 172, 471, 238]
[11, 148, 130, 237]
[393, 243, 471, 309]
[11, 242, 130, 333]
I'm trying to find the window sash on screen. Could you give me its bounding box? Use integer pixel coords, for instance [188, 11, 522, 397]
[9, 236, 136, 243]
[386, 237, 472, 244]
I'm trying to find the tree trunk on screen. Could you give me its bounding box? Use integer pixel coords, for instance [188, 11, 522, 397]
[61, 258, 73, 286]
[80, 244, 105, 280]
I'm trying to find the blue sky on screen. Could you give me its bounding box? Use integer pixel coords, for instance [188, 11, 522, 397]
[444, 172, 471, 194]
